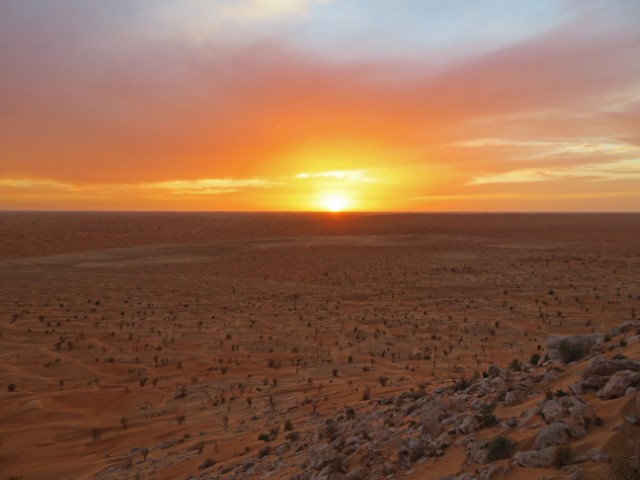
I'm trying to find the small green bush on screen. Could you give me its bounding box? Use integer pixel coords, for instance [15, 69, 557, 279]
[558, 341, 588, 364]
[554, 443, 573, 467]
[487, 436, 515, 462]
[480, 403, 499, 428]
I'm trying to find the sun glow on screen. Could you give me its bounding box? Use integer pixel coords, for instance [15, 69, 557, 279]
[322, 193, 349, 212]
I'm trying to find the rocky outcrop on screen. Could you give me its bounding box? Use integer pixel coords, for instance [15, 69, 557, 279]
[583, 357, 640, 378]
[598, 370, 640, 399]
[514, 446, 556, 467]
[534, 422, 571, 449]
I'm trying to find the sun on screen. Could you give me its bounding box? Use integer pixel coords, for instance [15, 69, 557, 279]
[322, 193, 349, 212]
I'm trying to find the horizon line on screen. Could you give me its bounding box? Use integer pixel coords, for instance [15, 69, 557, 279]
[1, 210, 639, 215]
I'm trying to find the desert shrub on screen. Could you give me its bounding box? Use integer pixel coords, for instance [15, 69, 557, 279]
[529, 353, 541, 365]
[284, 419, 293, 431]
[554, 389, 569, 398]
[487, 436, 515, 462]
[509, 358, 522, 372]
[602, 453, 640, 480]
[453, 377, 471, 392]
[558, 341, 588, 364]
[285, 431, 300, 441]
[479, 403, 498, 428]
[554, 443, 573, 467]
[176, 413, 186, 425]
[198, 458, 216, 470]
[175, 384, 187, 399]
[258, 446, 271, 458]
[267, 359, 280, 369]
[378, 376, 389, 387]
[327, 455, 346, 474]
[7, 383, 16, 392]
[320, 419, 339, 440]
[345, 406, 356, 420]
[362, 386, 371, 401]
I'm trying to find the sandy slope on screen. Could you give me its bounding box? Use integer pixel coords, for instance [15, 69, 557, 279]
[0, 213, 639, 479]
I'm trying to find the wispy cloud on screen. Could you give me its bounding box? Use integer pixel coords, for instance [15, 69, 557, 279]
[0, 179, 76, 190]
[295, 169, 373, 181]
[143, 178, 281, 195]
[469, 159, 640, 185]
[0, 177, 281, 197]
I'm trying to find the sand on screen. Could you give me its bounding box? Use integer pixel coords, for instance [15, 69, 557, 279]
[1, 212, 639, 479]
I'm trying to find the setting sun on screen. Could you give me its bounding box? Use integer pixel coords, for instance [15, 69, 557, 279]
[322, 193, 349, 212]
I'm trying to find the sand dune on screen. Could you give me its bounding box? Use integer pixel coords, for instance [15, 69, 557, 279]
[1, 213, 639, 479]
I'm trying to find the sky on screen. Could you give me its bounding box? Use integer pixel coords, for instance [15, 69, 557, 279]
[1, 0, 639, 212]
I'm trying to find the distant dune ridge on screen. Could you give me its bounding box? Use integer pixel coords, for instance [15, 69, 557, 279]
[1, 213, 639, 479]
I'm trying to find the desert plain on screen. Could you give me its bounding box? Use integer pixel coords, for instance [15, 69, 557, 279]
[1, 212, 640, 480]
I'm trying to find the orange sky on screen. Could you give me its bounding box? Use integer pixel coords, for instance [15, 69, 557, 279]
[1, 1, 639, 211]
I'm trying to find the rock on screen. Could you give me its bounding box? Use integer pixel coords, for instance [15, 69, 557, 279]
[382, 462, 395, 475]
[568, 467, 584, 480]
[447, 394, 467, 413]
[534, 422, 570, 449]
[467, 440, 489, 464]
[579, 375, 610, 391]
[345, 468, 362, 480]
[514, 446, 556, 467]
[568, 383, 583, 396]
[609, 320, 640, 336]
[459, 414, 478, 435]
[546, 335, 604, 362]
[504, 390, 524, 406]
[598, 370, 640, 399]
[583, 357, 640, 378]
[502, 417, 518, 428]
[588, 448, 609, 463]
[476, 463, 499, 480]
[421, 398, 447, 437]
[541, 400, 564, 423]
[439, 474, 473, 480]
[625, 415, 639, 425]
[626, 386, 637, 396]
[627, 335, 640, 345]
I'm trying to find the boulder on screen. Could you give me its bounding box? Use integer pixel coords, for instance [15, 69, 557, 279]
[598, 370, 640, 399]
[534, 422, 570, 449]
[541, 400, 564, 423]
[467, 440, 489, 464]
[514, 446, 556, 467]
[578, 375, 610, 391]
[504, 390, 525, 406]
[608, 320, 640, 337]
[583, 357, 640, 378]
[459, 414, 478, 435]
[588, 448, 609, 463]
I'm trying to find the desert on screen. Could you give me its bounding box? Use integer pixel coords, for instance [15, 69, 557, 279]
[1, 212, 640, 480]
